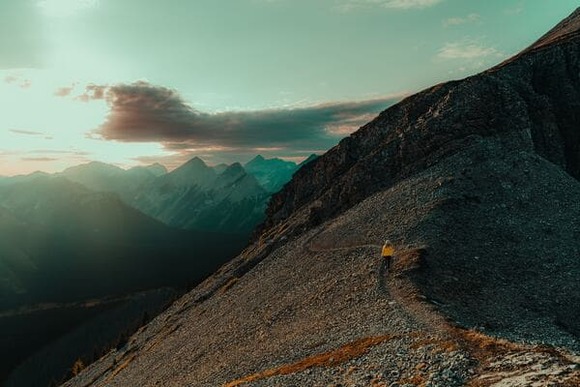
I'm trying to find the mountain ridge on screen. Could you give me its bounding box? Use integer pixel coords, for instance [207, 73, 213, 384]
[65, 9, 580, 387]
[260, 7, 580, 240]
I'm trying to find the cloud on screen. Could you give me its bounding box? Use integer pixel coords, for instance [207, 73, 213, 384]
[75, 84, 107, 102]
[92, 81, 403, 164]
[4, 75, 18, 84]
[21, 157, 58, 162]
[28, 149, 91, 155]
[4, 74, 32, 89]
[436, 40, 500, 60]
[504, 2, 524, 15]
[9, 129, 45, 136]
[337, 0, 443, 12]
[54, 83, 107, 101]
[443, 13, 481, 27]
[54, 86, 74, 97]
[381, 0, 442, 9]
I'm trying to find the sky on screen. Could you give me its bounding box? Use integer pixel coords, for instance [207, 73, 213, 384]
[0, 0, 578, 176]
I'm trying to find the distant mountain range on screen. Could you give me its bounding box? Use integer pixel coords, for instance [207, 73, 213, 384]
[0, 176, 246, 309]
[0, 154, 318, 384]
[0, 154, 319, 307]
[58, 154, 317, 233]
[128, 158, 268, 234]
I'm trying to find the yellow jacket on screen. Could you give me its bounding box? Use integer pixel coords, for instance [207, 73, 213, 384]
[382, 243, 394, 257]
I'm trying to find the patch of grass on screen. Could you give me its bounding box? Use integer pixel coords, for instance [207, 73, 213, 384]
[398, 373, 427, 386]
[224, 335, 394, 387]
[458, 329, 521, 357]
[70, 358, 85, 376]
[219, 277, 238, 294]
[104, 353, 137, 382]
[394, 247, 426, 272]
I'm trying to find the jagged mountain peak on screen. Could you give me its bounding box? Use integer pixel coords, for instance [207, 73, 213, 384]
[245, 155, 296, 170]
[221, 162, 245, 177]
[243, 155, 299, 193]
[142, 163, 168, 177]
[167, 157, 216, 186]
[176, 156, 208, 170]
[249, 154, 265, 163]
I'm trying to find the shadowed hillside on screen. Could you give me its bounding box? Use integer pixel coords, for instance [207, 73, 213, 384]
[0, 176, 246, 307]
[0, 176, 247, 385]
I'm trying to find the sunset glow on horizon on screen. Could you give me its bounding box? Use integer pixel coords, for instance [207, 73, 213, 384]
[1, 0, 578, 176]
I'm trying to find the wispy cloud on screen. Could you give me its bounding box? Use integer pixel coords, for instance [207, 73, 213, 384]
[54, 83, 107, 101]
[28, 149, 91, 156]
[443, 13, 481, 27]
[21, 157, 58, 162]
[75, 84, 107, 102]
[54, 86, 74, 97]
[337, 0, 443, 12]
[504, 2, 524, 15]
[4, 75, 18, 84]
[382, 0, 443, 9]
[4, 74, 32, 89]
[436, 39, 500, 60]
[90, 81, 404, 164]
[9, 129, 45, 136]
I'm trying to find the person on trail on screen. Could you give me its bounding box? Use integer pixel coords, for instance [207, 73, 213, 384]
[382, 240, 395, 273]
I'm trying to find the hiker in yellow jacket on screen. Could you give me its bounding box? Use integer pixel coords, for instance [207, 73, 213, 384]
[382, 240, 395, 272]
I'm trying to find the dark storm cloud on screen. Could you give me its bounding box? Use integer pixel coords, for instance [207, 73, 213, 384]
[95, 81, 401, 152]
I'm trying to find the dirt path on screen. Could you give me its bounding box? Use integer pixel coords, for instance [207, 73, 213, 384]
[303, 229, 447, 332]
[303, 237, 580, 386]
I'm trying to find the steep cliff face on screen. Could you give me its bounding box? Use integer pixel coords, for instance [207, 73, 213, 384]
[263, 11, 580, 237]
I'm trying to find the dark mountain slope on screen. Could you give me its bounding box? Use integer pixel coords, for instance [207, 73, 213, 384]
[0, 176, 246, 307]
[66, 9, 580, 386]
[263, 9, 580, 235]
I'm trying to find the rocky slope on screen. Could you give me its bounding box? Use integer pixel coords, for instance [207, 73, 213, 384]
[66, 9, 580, 387]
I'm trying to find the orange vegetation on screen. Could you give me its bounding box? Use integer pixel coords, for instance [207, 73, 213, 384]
[224, 335, 394, 387]
[398, 373, 427, 386]
[219, 277, 238, 294]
